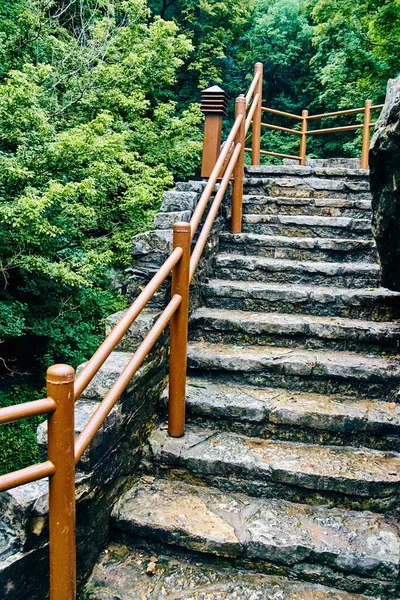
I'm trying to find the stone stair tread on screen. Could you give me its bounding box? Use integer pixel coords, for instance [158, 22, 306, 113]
[112, 478, 400, 583]
[180, 376, 400, 433]
[215, 254, 379, 275]
[245, 165, 369, 178]
[205, 278, 399, 303]
[220, 232, 375, 250]
[243, 215, 371, 229]
[187, 340, 400, 380]
[243, 193, 371, 211]
[190, 306, 400, 342]
[84, 542, 374, 600]
[150, 425, 400, 497]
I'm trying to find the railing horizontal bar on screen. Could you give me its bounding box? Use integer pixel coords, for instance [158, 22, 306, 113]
[0, 460, 55, 493]
[307, 107, 365, 120]
[74, 294, 182, 462]
[260, 122, 302, 135]
[371, 104, 384, 110]
[190, 143, 242, 282]
[190, 114, 243, 239]
[245, 93, 260, 135]
[261, 107, 303, 120]
[306, 124, 363, 135]
[0, 398, 56, 425]
[244, 148, 301, 161]
[74, 246, 183, 401]
[245, 71, 261, 106]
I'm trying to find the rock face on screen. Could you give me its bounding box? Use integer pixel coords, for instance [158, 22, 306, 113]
[370, 76, 400, 290]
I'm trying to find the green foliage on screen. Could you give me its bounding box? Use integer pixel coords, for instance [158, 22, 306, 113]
[0, 382, 44, 476]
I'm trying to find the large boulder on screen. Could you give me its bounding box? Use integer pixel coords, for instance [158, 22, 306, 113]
[370, 76, 400, 291]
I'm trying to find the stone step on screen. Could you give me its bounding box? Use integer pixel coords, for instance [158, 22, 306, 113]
[203, 280, 400, 321]
[214, 255, 380, 288]
[189, 307, 400, 355]
[243, 179, 370, 200]
[245, 164, 369, 179]
[112, 478, 400, 596]
[149, 426, 400, 510]
[242, 195, 371, 218]
[241, 215, 372, 239]
[84, 541, 376, 600]
[187, 341, 400, 399]
[163, 377, 400, 451]
[219, 233, 377, 262]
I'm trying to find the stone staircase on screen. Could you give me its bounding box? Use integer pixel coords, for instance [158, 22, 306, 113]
[84, 164, 400, 599]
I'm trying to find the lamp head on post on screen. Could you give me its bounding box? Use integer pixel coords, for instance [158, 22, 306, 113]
[200, 85, 229, 178]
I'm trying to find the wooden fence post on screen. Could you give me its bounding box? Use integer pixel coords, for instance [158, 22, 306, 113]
[231, 95, 246, 233]
[168, 222, 191, 437]
[200, 86, 229, 178]
[251, 62, 263, 166]
[361, 99, 372, 170]
[47, 364, 76, 600]
[299, 109, 308, 166]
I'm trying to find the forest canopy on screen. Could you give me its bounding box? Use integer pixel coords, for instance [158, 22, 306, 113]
[0, 0, 399, 472]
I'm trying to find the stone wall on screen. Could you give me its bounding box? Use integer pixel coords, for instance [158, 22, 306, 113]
[370, 76, 400, 291]
[0, 178, 230, 599]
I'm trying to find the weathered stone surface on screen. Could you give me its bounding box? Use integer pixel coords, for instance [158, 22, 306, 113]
[219, 232, 377, 263]
[150, 426, 400, 506]
[112, 479, 400, 582]
[204, 279, 400, 321]
[242, 214, 372, 239]
[83, 543, 373, 600]
[105, 309, 161, 351]
[189, 307, 400, 354]
[160, 377, 400, 450]
[370, 76, 400, 291]
[241, 194, 371, 218]
[160, 191, 199, 212]
[214, 255, 380, 289]
[187, 341, 400, 398]
[153, 210, 192, 230]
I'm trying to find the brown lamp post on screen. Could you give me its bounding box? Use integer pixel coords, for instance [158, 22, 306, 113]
[200, 85, 229, 177]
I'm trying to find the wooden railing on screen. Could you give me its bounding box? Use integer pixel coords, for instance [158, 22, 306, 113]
[245, 93, 383, 169]
[0, 65, 261, 600]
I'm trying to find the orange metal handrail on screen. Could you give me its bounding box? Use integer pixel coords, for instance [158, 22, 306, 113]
[0, 63, 262, 600]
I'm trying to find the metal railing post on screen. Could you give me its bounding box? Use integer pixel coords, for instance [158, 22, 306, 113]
[200, 86, 229, 178]
[231, 95, 246, 233]
[361, 99, 372, 169]
[252, 62, 263, 166]
[47, 364, 76, 600]
[299, 109, 308, 166]
[168, 222, 191, 437]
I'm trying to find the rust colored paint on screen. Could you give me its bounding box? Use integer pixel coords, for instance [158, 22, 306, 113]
[300, 110, 308, 166]
[251, 63, 263, 166]
[168, 222, 191, 437]
[361, 99, 372, 169]
[47, 364, 76, 600]
[231, 95, 246, 233]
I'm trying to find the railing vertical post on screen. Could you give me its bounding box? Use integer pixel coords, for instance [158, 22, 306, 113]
[200, 86, 229, 178]
[231, 95, 246, 233]
[47, 364, 76, 600]
[168, 222, 191, 438]
[299, 109, 308, 166]
[252, 62, 263, 166]
[361, 99, 372, 170]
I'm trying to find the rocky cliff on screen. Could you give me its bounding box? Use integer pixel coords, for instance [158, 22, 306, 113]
[370, 76, 400, 290]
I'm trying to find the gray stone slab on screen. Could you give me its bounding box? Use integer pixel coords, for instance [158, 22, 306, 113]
[150, 426, 400, 499]
[84, 542, 373, 599]
[190, 307, 400, 348]
[153, 210, 192, 230]
[112, 479, 400, 581]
